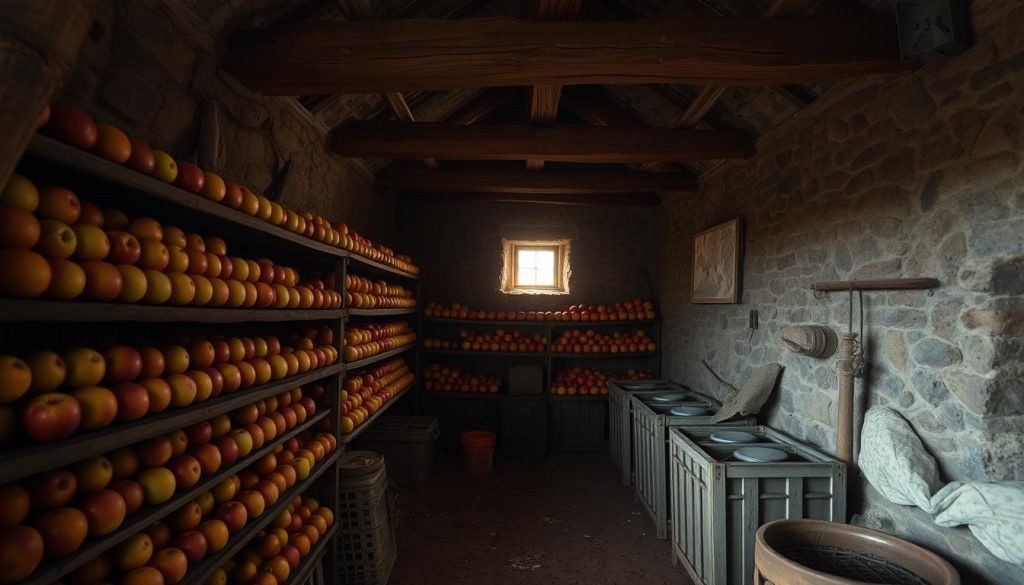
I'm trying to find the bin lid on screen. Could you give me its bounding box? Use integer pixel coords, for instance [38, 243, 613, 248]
[360, 416, 440, 443]
[339, 450, 385, 478]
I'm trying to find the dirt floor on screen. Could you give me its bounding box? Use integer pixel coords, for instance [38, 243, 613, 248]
[388, 450, 693, 585]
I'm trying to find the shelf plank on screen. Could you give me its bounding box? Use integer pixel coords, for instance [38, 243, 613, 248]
[0, 363, 344, 483]
[344, 343, 416, 370]
[341, 379, 415, 444]
[546, 393, 608, 401]
[348, 307, 418, 317]
[421, 390, 503, 400]
[186, 449, 341, 585]
[423, 317, 656, 326]
[0, 299, 348, 323]
[282, 523, 338, 585]
[550, 352, 658, 358]
[347, 253, 419, 280]
[24, 134, 346, 259]
[19, 409, 330, 585]
[423, 348, 546, 358]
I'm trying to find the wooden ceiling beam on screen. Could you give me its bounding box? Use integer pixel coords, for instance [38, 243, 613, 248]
[331, 121, 755, 162]
[226, 17, 907, 95]
[673, 0, 822, 129]
[336, 0, 439, 169]
[376, 167, 697, 194]
[526, 0, 582, 171]
[397, 191, 662, 206]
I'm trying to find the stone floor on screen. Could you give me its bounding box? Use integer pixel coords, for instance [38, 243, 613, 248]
[387, 451, 693, 585]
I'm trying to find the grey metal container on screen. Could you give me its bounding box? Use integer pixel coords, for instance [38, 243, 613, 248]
[607, 379, 688, 487]
[629, 392, 752, 539]
[669, 426, 846, 585]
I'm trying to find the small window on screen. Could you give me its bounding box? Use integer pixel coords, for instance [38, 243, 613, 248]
[501, 239, 570, 295]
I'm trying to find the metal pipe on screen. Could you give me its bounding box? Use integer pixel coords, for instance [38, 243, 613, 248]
[836, 332, 857, 467]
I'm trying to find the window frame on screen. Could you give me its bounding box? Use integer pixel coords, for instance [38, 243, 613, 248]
[500, 239, 570, 295]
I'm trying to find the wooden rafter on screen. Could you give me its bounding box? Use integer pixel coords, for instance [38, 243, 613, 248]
[446, 89, 518, 125]
[226, 17, 907, 95]
[376, 167, 697, 194]
[526, 0, 582, 171]
[331, 121, 755, 162]
[337, 0, 438, 169]
[671, 0, 823, 130]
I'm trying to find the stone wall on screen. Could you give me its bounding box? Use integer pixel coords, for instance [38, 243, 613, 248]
[53, 0, 393, 240]
[398, 200, 657, 310]
[656, 1, 1024, 582]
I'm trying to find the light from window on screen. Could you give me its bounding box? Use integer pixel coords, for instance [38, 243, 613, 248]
[517, 247, 556, 286]
[501, 239, 570, 295]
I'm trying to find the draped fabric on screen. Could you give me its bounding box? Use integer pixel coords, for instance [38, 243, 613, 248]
[860, 406, 1024, 565]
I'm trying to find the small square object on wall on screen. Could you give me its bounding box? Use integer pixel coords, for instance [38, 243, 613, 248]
[691, 218, 742, 304]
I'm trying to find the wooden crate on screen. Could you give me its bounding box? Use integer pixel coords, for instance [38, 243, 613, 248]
[669, 426, 846, 585]
[608, 380, 687, 486]
[548, 394, 608, 451]
[629, 393, 750, 539]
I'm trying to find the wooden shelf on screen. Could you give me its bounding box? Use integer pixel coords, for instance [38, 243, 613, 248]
[0, 363, 344, 483]
[423, 348, 546, 358]
[0, 299, 348, 323]
[341, 379, 416, 444]
[24, 134, 345, 260]
[186, 449, 341, 585]
[282, 523, 338, 585]
[550, 352, 657, 359]
[20, 409, 330, 585]
[348, 253, 420, 280]
[547, 393, 608, 401]
[345, 343, 416, 370]
[348, 307, 418, 317]
[421, 390, 503, 400]
[423, 317, 656, 326]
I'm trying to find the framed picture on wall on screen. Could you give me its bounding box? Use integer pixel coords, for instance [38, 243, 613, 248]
[691, 218, 742, 304]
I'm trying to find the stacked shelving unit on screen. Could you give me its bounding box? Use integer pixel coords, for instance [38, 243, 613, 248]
[0, 133, 421, 585]
[419, 315, 660, 451]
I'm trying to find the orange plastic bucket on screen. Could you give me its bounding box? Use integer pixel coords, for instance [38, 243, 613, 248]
[460, 431, 496, 474]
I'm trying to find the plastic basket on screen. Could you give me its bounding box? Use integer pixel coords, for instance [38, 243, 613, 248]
[338, 520, 396, 585]
[338, 466, 389, 532]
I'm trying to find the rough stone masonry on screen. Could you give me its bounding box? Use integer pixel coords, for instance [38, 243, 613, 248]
[657, 1, 1024, 582]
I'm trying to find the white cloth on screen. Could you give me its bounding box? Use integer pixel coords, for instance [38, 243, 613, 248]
[859, 406, 1024, 565]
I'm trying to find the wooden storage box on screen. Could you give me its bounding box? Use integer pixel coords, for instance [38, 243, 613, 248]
[629, 392, 751, 539]
[548, 394, 608, 451]
[669, 426, 846, 585]
[607, 380, 687, 486]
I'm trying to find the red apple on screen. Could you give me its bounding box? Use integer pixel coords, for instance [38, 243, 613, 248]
[201, 367, 224, 398]
[107, 231, 142, 265]
[215, 501, 247, 533]
[138, 435, 173, 468]
[125, 139, 156, 174]
[78, 489, 127, 536]
[72, 385, 118, 430]
[104, 345, 143, 383]
[112, 382, 150, 422]
[148, 547, 188, 584]
[167, 455, 202, 489]
[29, 468, 77, 510]
[211, 436, 239, 466]
[44, 104, 98, 149]
[33, 506, 88, 557]
[189, 442, 222, 475]
[172, 530, 208, 564]
[184, 421, 213, 444]
[0, 526, 44, 582]
[174, 161, 205, 194]
[21, 392, 81, 442]
[109, 479, 145, 514]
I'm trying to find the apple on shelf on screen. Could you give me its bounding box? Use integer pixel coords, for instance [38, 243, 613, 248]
[344, 274, 416, 309]
[1, 326, 336, 447]
[342, 322, 417, 363]
[0, 173, 344, 309]
[423, 363, 500, 394]
[424, 298, 656, 321]
[423, 329, 547, 353]
[334, 222, 419, 275]
[552, 367, 655, 396]
[552, 329, 656, 354]
[341, 357, 414, 434]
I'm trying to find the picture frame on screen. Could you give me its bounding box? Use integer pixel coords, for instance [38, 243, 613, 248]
[691, 218, 742, 304]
